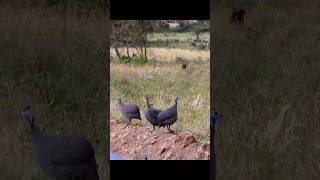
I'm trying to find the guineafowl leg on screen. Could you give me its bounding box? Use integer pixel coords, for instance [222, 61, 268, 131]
[126, 119, 131, 127]
[167, 125, 171, 131]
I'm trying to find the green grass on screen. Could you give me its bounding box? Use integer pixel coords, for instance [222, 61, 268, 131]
[213, 0, 320, 179]
[110, 51, 210, 142]
[0, 5, 108, 179]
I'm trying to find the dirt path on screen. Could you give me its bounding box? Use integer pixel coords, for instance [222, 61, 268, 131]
[110, 120, 210, 160]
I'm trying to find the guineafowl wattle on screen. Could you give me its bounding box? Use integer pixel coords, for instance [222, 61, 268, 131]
[144, 96, 162, 130]
[116, 96, 142, 125]
[157, 96, 180, 131]
[21, 106, 100, 180]
[211, 112, 221, 180]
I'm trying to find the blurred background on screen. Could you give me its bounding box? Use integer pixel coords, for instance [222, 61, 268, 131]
[0, 0, 109, 179]
[212, 0, 320, 179]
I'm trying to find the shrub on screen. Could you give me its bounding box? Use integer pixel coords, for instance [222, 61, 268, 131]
[118, 56, 130, 64]
[132, 56, 148, 65]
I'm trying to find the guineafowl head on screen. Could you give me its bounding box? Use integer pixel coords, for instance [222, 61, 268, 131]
[22, 106, 34, 127]
[116, 96, 122, 104]
[174, 96, 180, 103]
[145, 96, 150, 102]
[211, 112, 221, 129]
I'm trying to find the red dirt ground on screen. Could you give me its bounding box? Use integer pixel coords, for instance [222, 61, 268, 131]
[110, 120, 210, 160]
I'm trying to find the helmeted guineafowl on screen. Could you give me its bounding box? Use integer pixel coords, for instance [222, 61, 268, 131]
[211, 111, 221, 180]
[21, 106, 100, 180]
[116, 96, 142, 125]
[157, 96, 180, 130]
[144, 96, 162, 130]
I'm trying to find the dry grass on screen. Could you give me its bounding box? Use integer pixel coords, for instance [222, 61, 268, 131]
[110, 47, 209, 62]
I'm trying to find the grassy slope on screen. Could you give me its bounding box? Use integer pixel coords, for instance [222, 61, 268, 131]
[0, 6, 108, 179]
[213, 0, 320, 179]
[110, 33, 210, 141]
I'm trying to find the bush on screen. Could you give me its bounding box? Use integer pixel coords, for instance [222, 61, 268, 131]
[118, 56, 130, 64]
[198, 43, 207, 50]
[132, 56, 148, 65]
[116, 56, 148, 65]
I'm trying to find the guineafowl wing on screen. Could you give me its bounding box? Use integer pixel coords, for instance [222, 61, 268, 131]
[157, 107, 175, 123]
[150, 108, 161, 119]
[120, 104, 140, 114]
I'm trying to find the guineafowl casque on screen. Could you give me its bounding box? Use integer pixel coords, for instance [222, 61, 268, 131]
[211, 111, 221, 180]
[144, 96, 162, 130]
[21, 106, 100, 180]
[116, 96, 142, 125]
[157, 96, 180, 131]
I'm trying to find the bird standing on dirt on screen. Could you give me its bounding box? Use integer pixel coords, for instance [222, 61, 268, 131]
[144, 96, 162, 130]
[116, 96, 142, 126]
[21, 106, 100, 180]
[157, 96, 180, 131]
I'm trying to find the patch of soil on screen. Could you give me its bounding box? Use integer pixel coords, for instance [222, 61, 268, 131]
[110, 120, 210, 160]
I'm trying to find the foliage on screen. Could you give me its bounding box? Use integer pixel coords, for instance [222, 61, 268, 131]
[118, 56, 130, 64]
[132, 56, 148, 65]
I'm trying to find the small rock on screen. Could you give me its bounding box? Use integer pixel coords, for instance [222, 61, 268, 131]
[159, 146, 169, 155]
[174, 136, 183, 143]
[183, 135, 196, 148]
[150, 140, 158, 145]
[200, 143, 210, 152]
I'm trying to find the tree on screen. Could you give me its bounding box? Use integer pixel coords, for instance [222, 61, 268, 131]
[111, 20, 131, 60]
[111, 20, 156, 63]
[191, 20, 209, 41]
[130, 20, 155, 60]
